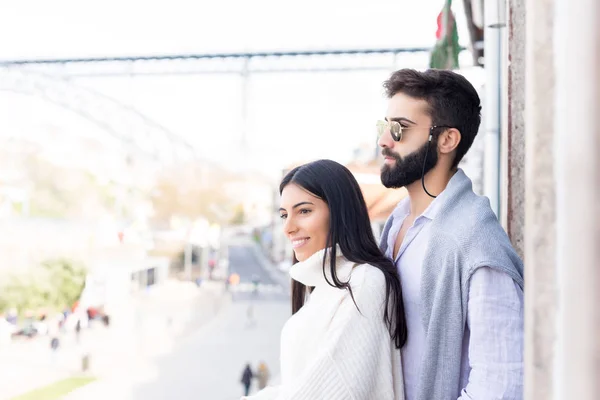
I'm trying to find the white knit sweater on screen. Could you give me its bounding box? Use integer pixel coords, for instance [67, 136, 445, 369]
[242, 248, 404, 400]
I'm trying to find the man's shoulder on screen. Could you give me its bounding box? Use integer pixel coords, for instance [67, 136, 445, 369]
[435, 190, 503, 240]
[429, 193, 522, 266]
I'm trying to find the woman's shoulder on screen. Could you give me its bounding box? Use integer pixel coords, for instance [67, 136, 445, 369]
[351, 262, 386, 282]
[349, 263, 387, 299]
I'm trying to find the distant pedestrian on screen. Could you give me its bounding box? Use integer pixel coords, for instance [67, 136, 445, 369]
[251, 274, 260, 296]
[240, 363, 254, 396]
[245, 304, 255, 328]
[49, 315, 61, 358]
[208, 258, 216, 280]
[50, 336, 60, 350]
[75, 319, 81, 343]
[256, 361, 270, 390]
[50, 336, 60, 364]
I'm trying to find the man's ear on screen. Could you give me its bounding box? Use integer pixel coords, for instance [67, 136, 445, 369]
[437, 128, 461, 155]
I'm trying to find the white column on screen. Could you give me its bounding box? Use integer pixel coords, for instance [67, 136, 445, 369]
[553, 0, 600, 397]
[483, 0, 505, 217]
[524, 0, 557, 398]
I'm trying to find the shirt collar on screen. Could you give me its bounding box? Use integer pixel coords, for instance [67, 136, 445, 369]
[390, 169, 466, 222]
[421, 194, 443, 221]
[289, 245, 353, 287]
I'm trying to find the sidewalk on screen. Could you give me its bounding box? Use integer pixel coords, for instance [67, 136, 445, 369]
[63, 301, 289, 400]
[62, 280, 230, 400]
[0, 280, 229, 400]
[90, 280, 230, 376]
[59, 240, 290, 400]
[0, 322, 108, 400]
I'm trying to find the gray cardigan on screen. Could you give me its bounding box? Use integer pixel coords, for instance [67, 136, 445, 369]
[380, 170, 524, 400]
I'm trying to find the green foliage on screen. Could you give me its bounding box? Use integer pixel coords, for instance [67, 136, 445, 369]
[430, 0, 461, 70]
[0, 258, 87, 316]
[229, 204, 246, 225]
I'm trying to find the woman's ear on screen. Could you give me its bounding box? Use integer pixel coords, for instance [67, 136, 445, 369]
[437, 128, 461, 155]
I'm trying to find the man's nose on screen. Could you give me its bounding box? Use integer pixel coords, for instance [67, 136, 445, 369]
[378, 128, 394, 149]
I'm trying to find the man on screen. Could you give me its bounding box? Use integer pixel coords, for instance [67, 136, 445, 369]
[377, 69, 523, 400]
[241, 363, 254, 396]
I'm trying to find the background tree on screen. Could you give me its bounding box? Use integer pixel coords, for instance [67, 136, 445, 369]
[0, 258, 87, 315]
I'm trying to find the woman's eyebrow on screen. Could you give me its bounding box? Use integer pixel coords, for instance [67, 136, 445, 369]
[278, 201, 314, 212]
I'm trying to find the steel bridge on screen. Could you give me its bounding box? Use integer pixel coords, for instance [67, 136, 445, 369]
[0, 47, 441, 163]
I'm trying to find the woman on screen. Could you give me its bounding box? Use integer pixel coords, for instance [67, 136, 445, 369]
[243, 159, 407, 400]
[256, 361, 270, 390]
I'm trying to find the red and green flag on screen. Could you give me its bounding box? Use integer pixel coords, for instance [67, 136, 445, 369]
[430, 0, 461, 69]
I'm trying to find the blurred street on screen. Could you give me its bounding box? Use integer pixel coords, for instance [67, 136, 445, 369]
[59, 237, 290, 400]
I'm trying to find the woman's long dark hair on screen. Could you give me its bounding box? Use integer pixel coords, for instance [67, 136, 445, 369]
[280, 159, 407, 348]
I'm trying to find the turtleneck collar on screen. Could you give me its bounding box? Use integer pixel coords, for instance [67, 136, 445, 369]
[289, 246, 354, 287]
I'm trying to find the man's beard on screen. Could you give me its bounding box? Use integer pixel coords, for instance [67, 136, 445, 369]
[380, 140, 438, 189]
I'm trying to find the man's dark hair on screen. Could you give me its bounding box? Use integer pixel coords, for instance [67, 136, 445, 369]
[383, 69, 482, 169]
